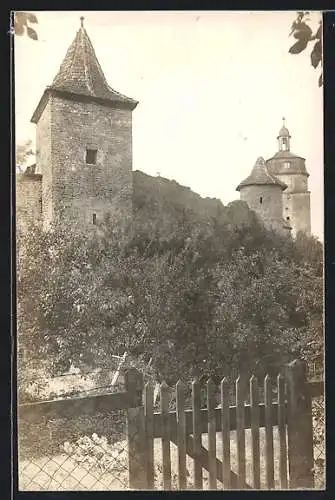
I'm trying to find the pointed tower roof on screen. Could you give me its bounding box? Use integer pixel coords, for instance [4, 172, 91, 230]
[236, 157, 287, 191]
[31, 17, 138, 123]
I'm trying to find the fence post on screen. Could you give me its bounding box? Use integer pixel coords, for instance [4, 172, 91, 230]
[285, 359, 314, 489]
[125, 368, 147, 489]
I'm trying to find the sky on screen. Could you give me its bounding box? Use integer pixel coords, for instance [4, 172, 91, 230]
[14, 11, 323, 239]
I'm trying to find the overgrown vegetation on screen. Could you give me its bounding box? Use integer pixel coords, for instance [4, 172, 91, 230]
[17, 182, 323, 397]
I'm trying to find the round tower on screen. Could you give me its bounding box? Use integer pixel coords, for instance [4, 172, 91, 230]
[236, 156, 291, 235]
[266, 119, 311, 237]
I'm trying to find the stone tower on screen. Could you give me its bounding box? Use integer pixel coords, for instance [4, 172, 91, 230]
[236, 156, 291, 235]
[266, 119, 311, 237]
[30, 17, 138, 229]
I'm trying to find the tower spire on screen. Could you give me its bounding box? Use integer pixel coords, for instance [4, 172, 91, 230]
[31, 18, 138, 123]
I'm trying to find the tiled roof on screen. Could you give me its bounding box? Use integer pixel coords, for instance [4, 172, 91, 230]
[267, 150, 305, 161]
[236, 157, 287, 191]
[50, 24, 137, 108]
[266, 151, 309, 176]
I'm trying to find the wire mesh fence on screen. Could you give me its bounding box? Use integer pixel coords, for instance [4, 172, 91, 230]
[17, 372, 325, 491]
[18, 408, 133, 491]
[312, 394, 325, 489]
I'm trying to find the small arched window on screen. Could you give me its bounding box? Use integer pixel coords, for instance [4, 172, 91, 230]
[260, 197, 263, 204]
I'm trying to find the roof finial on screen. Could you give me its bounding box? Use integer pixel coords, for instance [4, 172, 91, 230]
[80, 16, 85, 28]
[282, 116, 286, 127]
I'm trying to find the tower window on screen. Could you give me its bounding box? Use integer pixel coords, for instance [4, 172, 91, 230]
[260, 197, 263, 204]
[86, 148, 97, 165]
[92, 213, 97, 225]
[286, 216, 290, 221]
[284, 161, 290, 169]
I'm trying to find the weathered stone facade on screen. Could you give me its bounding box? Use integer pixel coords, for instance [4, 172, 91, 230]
[266, 120, 311, 237]
[16, 172, 42, 235]
[35, 95, 133, 229]
[17, 19, 137, 234]
[236, 120, 312, 238]
[236, 157, 290, 236]
[239, 185, 288, 234]
[16, 23, 312, 240]
[282, 191, 311, 236]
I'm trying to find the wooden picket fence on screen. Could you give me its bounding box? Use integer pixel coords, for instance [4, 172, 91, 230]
[127, 360, 323, 490]
[18, 359, 323, 491]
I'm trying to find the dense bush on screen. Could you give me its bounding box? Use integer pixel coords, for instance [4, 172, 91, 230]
[19, 409, 126, 461]
[17, 186, 323, 392]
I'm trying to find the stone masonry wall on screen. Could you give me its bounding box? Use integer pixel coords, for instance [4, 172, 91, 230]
[36, 100, 53, 228]
[36, 95, 133, 229]
[239, 184, 290, 236]
[271, 173, 310, 237]
[283, 191, 311, 237]
[239, 184, 284, 221]
[274, 173, 308, 194]
[16, 174, 42, 236]
[132, 171, 259, 242]
[52, 97, 132, 227]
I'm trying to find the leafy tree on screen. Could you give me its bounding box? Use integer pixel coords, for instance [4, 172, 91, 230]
[17, 199, 323, 397]
[289, 11, 322, 87]
[211, 245, 322, 375]
[294, 231, 323, 275]
[17, 216, 217, 380]
[16, 140, 34, 173]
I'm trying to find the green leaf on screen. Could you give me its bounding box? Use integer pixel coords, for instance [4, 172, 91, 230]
[27, 26, 38, 40]
[289, 39, 309, 55]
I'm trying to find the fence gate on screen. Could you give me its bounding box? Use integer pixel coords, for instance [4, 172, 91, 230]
[127, 360, 315, 490]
